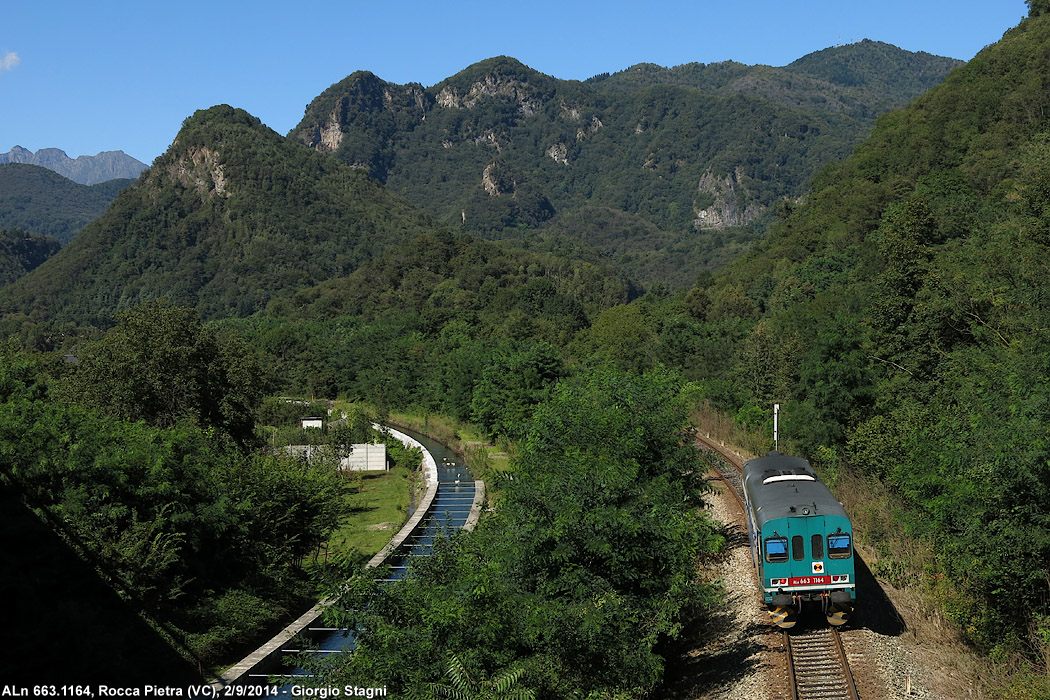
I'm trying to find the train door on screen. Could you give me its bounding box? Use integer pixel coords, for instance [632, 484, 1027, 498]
[785, 515, 827, 585]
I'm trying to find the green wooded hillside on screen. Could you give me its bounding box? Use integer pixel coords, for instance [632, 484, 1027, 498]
[0, 106, 438, 326]
[290, 47, 960, 287]
[0, 163, 133, 244]
[677, 11, 1050, 659]
[589, 39, 960, 119]
[218, 228, 636, 421]
[0, 228, 60, 285]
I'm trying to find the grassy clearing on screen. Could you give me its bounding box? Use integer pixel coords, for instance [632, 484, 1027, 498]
[274, 400, 434, 562]
[319, 461, 416, 561]
[308, 405, 503, 566]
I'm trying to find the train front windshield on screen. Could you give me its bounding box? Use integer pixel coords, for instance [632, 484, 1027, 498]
[765, 537, 788, 562]
[828, 533, 852, 559]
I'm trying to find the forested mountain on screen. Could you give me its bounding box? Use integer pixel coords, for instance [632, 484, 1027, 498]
[675, 10, 1050, 657]
[0, 163, 133, 244]
[290, 46, 960, 287]
[219, 229, 637, 406]
[0, 228, 60, 284]
[0, 145, 147, 185]
[0, 106, 442, 326]
[589, 39, 960, 119]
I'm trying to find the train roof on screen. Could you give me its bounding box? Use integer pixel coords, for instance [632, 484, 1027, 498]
[743, 451, 848, 528]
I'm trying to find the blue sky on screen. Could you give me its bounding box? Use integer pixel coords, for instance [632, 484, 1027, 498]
[0, 0, 1030, 165]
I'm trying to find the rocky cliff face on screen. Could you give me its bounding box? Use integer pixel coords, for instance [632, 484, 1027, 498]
[292, 60, 555, 163]
[693, 167, 765, 229]
[0, 146, 147, 185]
[435, 74, 543, 115]
[163, 145, 228, 198]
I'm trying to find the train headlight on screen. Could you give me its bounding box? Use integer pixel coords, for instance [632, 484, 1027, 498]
[831, 575, 850, 583]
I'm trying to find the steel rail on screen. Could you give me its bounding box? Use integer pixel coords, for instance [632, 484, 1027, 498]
[783, 627, 860, 700]
[695, 433, 746, 471]
[695, 433, 747, 514]
[785, 629, 799, 700]
[832, 628, 861, 700]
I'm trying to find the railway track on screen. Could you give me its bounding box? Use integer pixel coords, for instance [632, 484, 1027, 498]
[695, 433, 862, 700]
[785, 627, 860, 700]
[695, 433, 746, 470]
[695, 433, 746, 511]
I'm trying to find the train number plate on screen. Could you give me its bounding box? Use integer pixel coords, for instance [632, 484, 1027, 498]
[788, 575, 830, 586]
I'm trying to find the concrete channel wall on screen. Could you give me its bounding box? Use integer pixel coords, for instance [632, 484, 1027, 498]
[364, 427, 439, 567]
[464, 480, 485, 531]
[211, 426, 442, 688]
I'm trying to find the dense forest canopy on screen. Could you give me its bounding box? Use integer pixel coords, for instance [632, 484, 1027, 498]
[679, 10, 1050, 655]
[0, 308, 347, 669]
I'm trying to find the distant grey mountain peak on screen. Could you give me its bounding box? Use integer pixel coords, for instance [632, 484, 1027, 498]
[0, 145, 147, 185]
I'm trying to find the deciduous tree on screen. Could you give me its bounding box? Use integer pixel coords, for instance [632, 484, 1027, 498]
[58, 300, 266, 446]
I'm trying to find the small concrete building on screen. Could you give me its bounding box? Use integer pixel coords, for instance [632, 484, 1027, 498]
[300, 417, 324, 429]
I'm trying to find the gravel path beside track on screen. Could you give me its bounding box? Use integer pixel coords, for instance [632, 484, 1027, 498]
[662, 480, 778, 699]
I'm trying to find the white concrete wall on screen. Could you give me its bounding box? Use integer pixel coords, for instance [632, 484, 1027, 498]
[342, 443, 388, 471]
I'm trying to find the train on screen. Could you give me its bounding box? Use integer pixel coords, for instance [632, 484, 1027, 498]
[742, 451, 856, 628]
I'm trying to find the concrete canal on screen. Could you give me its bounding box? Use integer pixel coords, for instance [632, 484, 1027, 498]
[227, 426, 479, 687]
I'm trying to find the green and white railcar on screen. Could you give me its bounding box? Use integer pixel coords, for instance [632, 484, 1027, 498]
[742, 452, 856, 628]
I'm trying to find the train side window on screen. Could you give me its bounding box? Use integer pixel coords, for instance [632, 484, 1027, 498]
[765, 537, 788, 563]
[811, 534, 824, 560]
[791, 535, 805, 561]
[828, 533, 852, 559]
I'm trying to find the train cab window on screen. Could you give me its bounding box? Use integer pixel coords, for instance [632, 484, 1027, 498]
[828, 533, 852, 559]
[764, 537, 788, 563]
[791, 535, 805, 561]
[811, 534, 824, 560]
